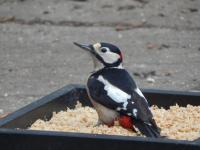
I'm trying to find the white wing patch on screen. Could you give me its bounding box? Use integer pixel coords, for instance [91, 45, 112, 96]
[123, 101, 128, 110]
[133, 109, 138, 117]
[127, 113, 132, 116]
[97, 75, 131, 105]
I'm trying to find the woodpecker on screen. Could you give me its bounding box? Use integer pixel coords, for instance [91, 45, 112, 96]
[74, 42, 161, 138]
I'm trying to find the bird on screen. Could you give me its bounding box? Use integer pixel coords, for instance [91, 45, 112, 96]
[74, 42, 161, 138]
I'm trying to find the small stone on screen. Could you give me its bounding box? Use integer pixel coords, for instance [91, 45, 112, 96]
[182, 45, 187, 48]
[117, 5, 135, 11]
[188, 8, 198, 12]
[0, 16, 15, 23]
[165, 72, 172, 76]
[102, 5, 112, 8]
[73, 5, 82, 10]
[133, 72, 141, 77]
[146, 77, 155, 83]
[71, 0, 88, 2]
[115, 25, 126, 31]
[180, 10, 187, 14]
[8, 68, 13, 72]
[135, 0, 148, 4]
[142, 18, 146, 23]
[160, 44, 170, 49]
[118, 33, 123, 39]
[158, 13, 165, 17]
[0, 109, 3, 114]
[180, 16, 185, 20]
[146, 43, 159, 49]
[4, 93, 8, 97]
[43, 11, 49, 14]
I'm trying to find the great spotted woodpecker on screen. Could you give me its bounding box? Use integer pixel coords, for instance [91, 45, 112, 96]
[74, 42, 161, 138]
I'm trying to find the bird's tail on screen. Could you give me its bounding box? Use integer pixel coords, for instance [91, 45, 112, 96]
[133, 119, 161, 138]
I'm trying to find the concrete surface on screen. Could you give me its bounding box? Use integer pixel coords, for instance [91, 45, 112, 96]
[0, 0, 200, 114]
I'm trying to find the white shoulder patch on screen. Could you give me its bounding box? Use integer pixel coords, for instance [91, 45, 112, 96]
[97, 75, 131, 104]
[127, 113, 132, 116]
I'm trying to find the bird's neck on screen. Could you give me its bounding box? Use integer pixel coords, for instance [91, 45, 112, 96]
[91, 55, 123, 71]
[93, 62, 123, 73]
[109, 63, 123, 69]
[93, 59, 104, 71]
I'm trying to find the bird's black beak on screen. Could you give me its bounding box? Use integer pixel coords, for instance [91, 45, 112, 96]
[73, 42, 93, 53]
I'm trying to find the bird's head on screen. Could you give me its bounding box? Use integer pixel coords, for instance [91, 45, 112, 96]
[74, 42, 123, 70]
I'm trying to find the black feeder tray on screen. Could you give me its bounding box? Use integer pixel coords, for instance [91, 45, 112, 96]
[0, 84, 200, 150]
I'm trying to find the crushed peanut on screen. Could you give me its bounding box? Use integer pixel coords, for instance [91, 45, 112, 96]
[29, 102, 200, 141]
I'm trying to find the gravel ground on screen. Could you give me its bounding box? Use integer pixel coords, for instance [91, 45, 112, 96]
[0, 0, 200, 114]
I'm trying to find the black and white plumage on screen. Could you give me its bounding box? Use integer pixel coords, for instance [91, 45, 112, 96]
[74, 42, 161, 138]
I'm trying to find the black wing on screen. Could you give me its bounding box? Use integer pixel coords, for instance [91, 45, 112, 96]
[87, 68, 153, 122]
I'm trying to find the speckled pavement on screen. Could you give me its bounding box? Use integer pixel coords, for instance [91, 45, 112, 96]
[0, 0, 200, 114]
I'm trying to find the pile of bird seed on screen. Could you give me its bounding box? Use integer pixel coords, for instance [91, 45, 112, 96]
[29, 102, 200, 141]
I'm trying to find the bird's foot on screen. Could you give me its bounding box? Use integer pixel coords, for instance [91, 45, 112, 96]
[94, 119, 114, 127]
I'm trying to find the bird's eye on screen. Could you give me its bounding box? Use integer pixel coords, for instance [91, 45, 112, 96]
[100, 48, 107, 53]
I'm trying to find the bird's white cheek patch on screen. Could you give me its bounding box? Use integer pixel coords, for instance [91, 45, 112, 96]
[98, 51, 120, 64]
[98, 75, 131, 104]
